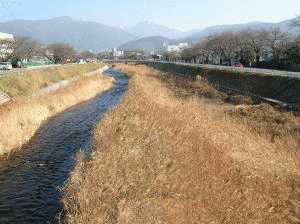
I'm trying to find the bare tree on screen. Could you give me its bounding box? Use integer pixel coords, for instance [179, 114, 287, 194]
[181, 47, 195, 63]
[186, 40, 210, 64]
[10, 37, 44, 61]
[237, 29, 270, 65]
[163, 51, 180, 62]
[0, 38, 14, 61]
[265, 27, 290, 67]
[203, 32, 240, 65]
[47, 43, 76, 64]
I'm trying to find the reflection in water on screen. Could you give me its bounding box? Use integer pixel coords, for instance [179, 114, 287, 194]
[0, 69, 128, 224]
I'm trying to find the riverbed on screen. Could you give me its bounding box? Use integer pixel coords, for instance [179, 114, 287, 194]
[0, 69, 128, 223]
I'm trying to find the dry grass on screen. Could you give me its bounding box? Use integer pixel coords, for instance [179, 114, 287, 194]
[63, 64, 300, 224]
[0, 70, 113, 156]
[227, 104, 300, 147]
[156, 68, 299, 147]
[0, 63, 101, 97]
[159, 73, 227, 101]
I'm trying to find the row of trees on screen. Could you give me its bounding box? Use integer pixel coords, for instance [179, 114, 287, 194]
[165, 24, 300, 70]
[0, 37, 97, 66]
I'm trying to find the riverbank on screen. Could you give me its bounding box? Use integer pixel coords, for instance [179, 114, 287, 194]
[0, 63, 102, 98]
[149, 62, 300, 111]
[0, 64, 114, 156]
[63, 64, 299, 223]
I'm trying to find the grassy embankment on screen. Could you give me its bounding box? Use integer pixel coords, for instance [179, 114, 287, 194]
[63, 64, 299, 224]
[0, 63, 114, 156]
[0, 64, 101, 97]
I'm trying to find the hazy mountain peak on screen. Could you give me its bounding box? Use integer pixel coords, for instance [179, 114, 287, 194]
[127, 21, 184, 39]
[49, 16, 73, 21]
[119, 35, 172, 53]
[181, 16, 300, 43]
[0, 17, 136, 51]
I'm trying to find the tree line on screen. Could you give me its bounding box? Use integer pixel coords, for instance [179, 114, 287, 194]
[0, 37, 97, 66]
[164, 22, 300, 71]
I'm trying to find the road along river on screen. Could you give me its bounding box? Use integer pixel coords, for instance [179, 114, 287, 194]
[0, 69, 128, 224]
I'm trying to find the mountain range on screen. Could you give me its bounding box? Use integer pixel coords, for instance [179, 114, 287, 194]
[182, 17, 300, 43]
[126, 21, 192, 39]
[119, 36, 172, 53]
[0, 17, 136, 52]
[0, 16, 299, 52]
[121, 17, 300, 52]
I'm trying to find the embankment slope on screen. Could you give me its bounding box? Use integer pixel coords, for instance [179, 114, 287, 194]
[0, 64, 113, 156]
[0, 64, 102, 98]
[63, 65, 299, 224]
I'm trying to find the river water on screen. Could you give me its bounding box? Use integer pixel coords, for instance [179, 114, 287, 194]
[0, 69, 128, 224]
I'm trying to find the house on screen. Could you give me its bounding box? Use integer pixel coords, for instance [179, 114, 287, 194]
[0, 32, 14, 61]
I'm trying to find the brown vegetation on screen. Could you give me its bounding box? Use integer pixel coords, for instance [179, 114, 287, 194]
[227, 104, 300, 146]
[63, 64, 299, 224]
[0, 63, 101, 97]
[0, 66, 113, 156]
[156, 69, 299, 146]
[159, 73, 227, 101]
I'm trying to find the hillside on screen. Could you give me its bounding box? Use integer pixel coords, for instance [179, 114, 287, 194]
[182, 17, 300, 43]
[119, 36, 172, 53]
[0, 17, 136, 51]
[120, 16, 300, 52]
[127, 21, 185, 39]
[0, 16, 299, 52]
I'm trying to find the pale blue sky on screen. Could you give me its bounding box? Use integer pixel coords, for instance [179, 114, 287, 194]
[0, 0, 299, 30]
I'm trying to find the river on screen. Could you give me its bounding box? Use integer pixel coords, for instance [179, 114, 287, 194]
[0, 68, 128, 224]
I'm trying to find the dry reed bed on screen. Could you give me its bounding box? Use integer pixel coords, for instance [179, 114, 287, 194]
[158, 70, 300, 149]
[0, 70, 113, 156]
[0, 63, 102, 97]
[63, 64, 299, 224]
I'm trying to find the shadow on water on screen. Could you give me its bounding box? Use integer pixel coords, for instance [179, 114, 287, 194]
[0, 69, 128, 224]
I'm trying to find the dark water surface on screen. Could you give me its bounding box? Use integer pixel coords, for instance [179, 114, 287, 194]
[0, 69, 128, 224]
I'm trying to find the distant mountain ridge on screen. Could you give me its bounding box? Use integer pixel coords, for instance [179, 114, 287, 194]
[121, 17, 300, 52]
[0, 16, 299, 52]
[127, 21, 187, 39]
[182, 17, 300, 43]
[0, 17, 136, 52]
[119, 36, 172, 53]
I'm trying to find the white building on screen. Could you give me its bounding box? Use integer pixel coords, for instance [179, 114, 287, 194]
[167, 43, 189, 53]
[0, 32, 14, 60]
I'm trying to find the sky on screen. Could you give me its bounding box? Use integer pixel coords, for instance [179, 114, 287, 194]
[0, 0, 299, 30]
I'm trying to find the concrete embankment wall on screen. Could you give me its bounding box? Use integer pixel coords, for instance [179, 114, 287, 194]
[149, 63, 300, 109]
[0, 66, 112, 156]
